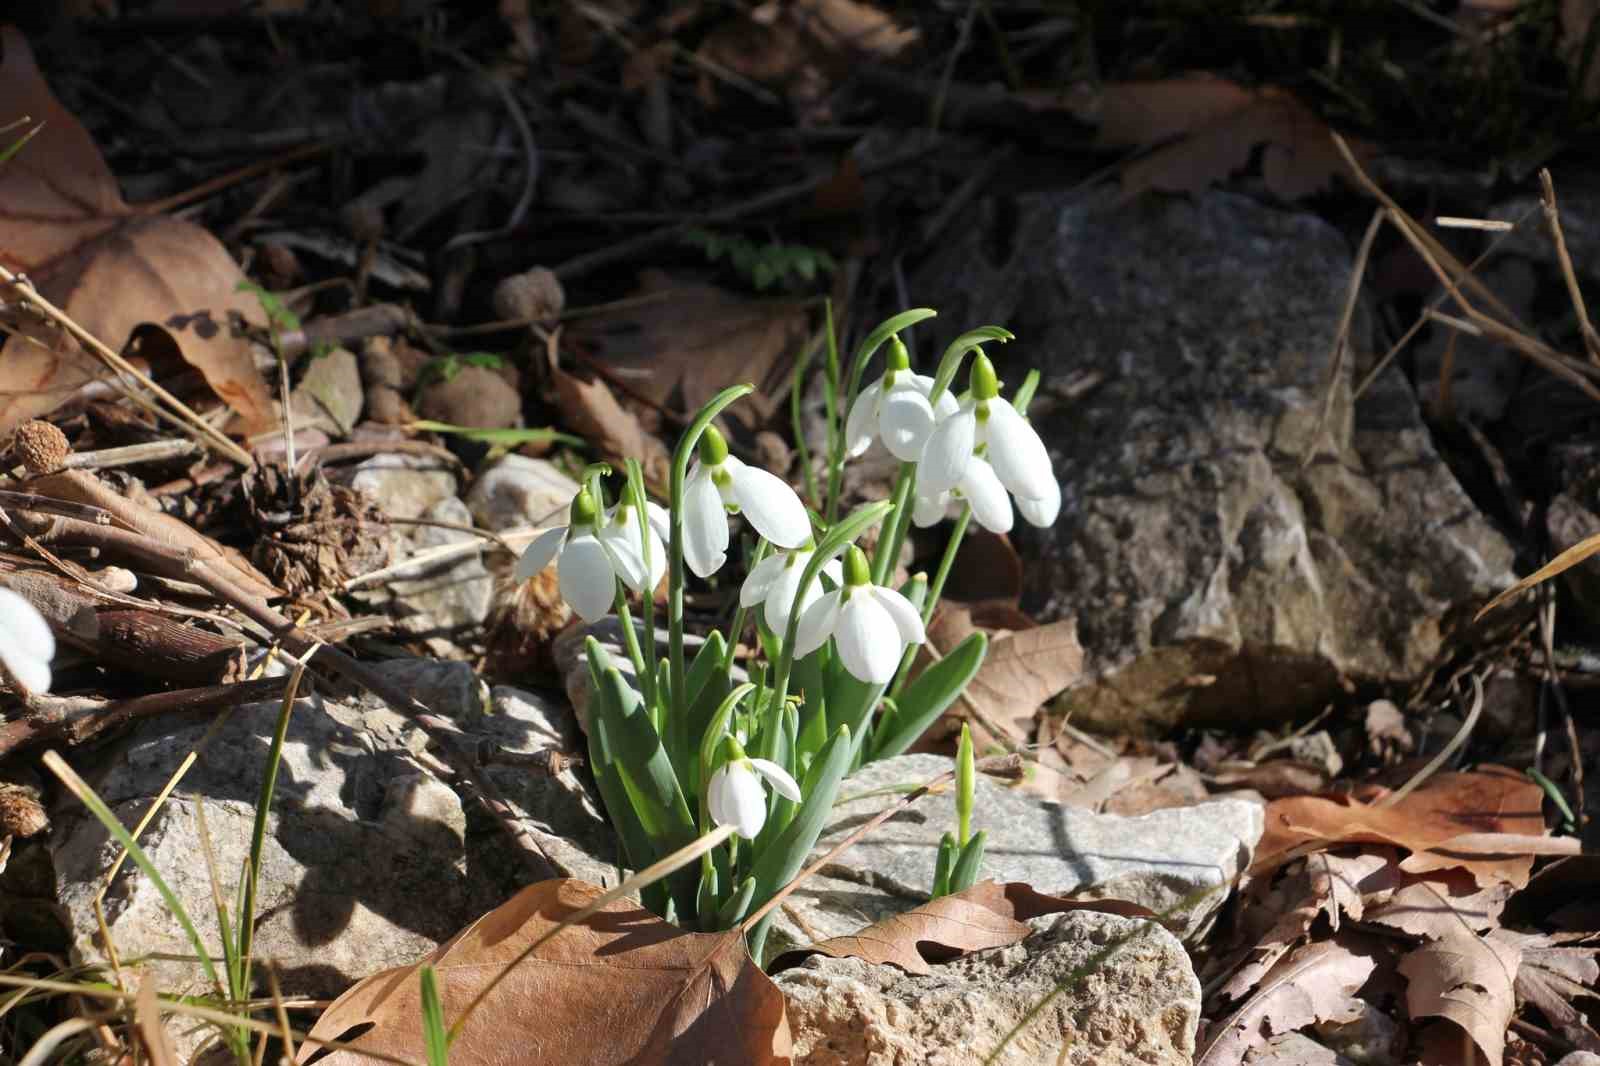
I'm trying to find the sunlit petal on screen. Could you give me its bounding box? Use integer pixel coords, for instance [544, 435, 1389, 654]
[872, 585, 926, 648]
[879, 387, 937, 462]
[727, 459, 810, 548]
[559, 534, 617, 622]
[0, 588, 53, 693]
[708, 763, 767, 839]
[749, 758, 802, 802]
[598, 524, 648, 592]
[843, 382, 881, 458]
[794, 588, 842, 658]
[961, 456, 1014, 534]
[984, 401, 1055, 501]
[913, 488, 949, 528]
[740, 551, 789, 607]
[683, 468, 729, 577]
[820, 558, 843, 586]
[1018, 476, 1061, 528]
[834, 591, 902, 684]
[918, 407, 975, 493]
[514, 526, 567, 580]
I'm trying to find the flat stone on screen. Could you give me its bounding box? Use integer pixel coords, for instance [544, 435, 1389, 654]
[776, 910, 1200, 1066]
[383, 495, 494, 654]
[914, 188, 1516, 733]
[346, 451, 458, 521]
[290, 347, 364, 437]
[465, 454, 578, 532]
[768, 754, 1262, 954]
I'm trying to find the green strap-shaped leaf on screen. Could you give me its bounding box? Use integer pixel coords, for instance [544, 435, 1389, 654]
[949, 830, 988, 894]
[931, 831, 957, 898]
[745, 724, 853, 959]
[871, 632, 988, 761]
[716, 876, 758, 928]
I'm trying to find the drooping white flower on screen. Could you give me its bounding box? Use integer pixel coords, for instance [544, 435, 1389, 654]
[0, 587, 54, 694]
[598, 498, 671, 593]
[516, 488, 658, 622]
[1016, 474, 1061, 528]
[683, 425, 810, 578]
[919, 352, 1054, 505]
[739, 545, 843, 637]
[707, 746, 802, 839]
[912, 453, 1014, 534]
[844, 336, 961, 462]
[795, 546, 926, 684]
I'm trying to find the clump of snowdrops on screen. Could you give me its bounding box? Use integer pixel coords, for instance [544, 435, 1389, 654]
[516, 309, 1059, 955]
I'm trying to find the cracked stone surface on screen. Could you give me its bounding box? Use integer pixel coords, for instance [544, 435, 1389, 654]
[915, 188, 1517, 733]
[777, 910, 1200, 1066]
[767, 754, 1262, 956]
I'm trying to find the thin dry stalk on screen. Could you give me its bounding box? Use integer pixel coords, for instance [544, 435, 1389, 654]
[1302, 207, 1383, 470]
[1539, 168, 1600, 366]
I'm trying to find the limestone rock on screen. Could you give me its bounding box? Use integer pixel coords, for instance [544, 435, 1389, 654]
[346, 451, 458, 521]
[49, 662, 614, 1014]
[382, 495, 494, 654]
[768, 754, 1262, 954]
[465, 454, 579, 532]
[290, 347, 364, 437]
[915, 189, 1515, 733]
[776, 910, 1200, 1066]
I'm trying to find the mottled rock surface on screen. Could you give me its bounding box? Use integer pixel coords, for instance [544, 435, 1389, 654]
[915, 189, 1516, 732]
[777, 910, 1200, 1066]
[768, 754, 1262, 954]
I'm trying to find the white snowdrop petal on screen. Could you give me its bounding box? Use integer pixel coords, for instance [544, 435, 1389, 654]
[740, 552, 789, 607]
[0, 635, 50, 694]
[834, 592, 902, 684]
[707, 766, 742, 834]
[683, 469, 730, 577]
[873, 586, 927, 648]
[762, 564, 802, 636]
[727, 764, 769, 838]
[985, 401, 1056, 501]
[559, 534, 617, 623]
[961, 456, 1014, 534]
[599, 525, 648, 592]
[1018, 477, 1061, 528]
[918, 408, 976, 493]
[879, 388, 937, 462]
[820, 558, 843, 586]
[515, 526, 567, 580]
[934, 390, 960, 418]
[913, 488, 949, 528]
[0, 588, 55, 664]
[794, 589, 842, 658]
[843, 382, 881, 458]
[749, 758, 803, 802]
[728, 462, 811, 549]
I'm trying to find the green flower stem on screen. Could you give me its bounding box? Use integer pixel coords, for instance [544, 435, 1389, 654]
[612, 582, 654, 726]
[822, 300, 844, 522]
[871, 463, 917, 586]
[767, 501, 894, 736]
[923, 504, 972, 624]
[927, 326, 1014, 406]
[668, 385, 755, 720]
[624, 459, 659, 711]
[791, 332, 825, 508]
[827, 309, 937, 523]
[723, 539, 771, 676]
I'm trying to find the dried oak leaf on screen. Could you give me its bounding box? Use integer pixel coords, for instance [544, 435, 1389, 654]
[0, 27, 273, 436]
[1398, 927, 1519, 1066]
[1028, 74, 1370, 203]
[1251, 766, 1548, 889]
[547, 358, 672, 489]
[298, 878, 791, 1066]
[922, 608, 1084, 748]
[1493, 928, 1600, 1052]
[769, 880, 1155, 976]
[564, 270, 808, 428]
[1198, 938, 1379, 1066]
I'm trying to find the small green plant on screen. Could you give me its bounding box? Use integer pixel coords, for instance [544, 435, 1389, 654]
[931, 723, 986, 898]
[418, 350, 508, 387]
[683, 227, 837, 291]
[515, 308, 1062, 957]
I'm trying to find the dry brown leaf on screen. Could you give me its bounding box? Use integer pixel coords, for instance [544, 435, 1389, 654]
[695, 0, 916, 105]
[1398, 927, 1519, 1066]
[0, 27, 274, 436]
[566, 271, 807, 427]
[547, 358, 672, 488]
[1252, 766, 1548, 889]
[1365, 868, 1513, 939]
[1033, 74, 1368, 203]
[298, 878, 791, 1066]
[1493, 928, 1600, 1052]
[1199, 938, 1378, 1066]
[791, 0, 919, 59]
[770, 880, 1156, 976]
[964, 618, 1084, 747]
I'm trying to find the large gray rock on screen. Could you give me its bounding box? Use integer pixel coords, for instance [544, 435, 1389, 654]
[465, 454, 578, 532]
[49, 663, 613, 1012]
[768, 754, 1261, 954]
[776, 910, 1200, 1066]
[916, 189, 1516, 733]
[383, 495, 494, 654]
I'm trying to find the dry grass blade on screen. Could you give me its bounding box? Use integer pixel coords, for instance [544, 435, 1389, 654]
[1475, 530, 1600, 621]
[135, 975, 179, 1066]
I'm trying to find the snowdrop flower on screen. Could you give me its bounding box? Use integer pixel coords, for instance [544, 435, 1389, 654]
[795, 545, 926, 684]
[739, 545, 843, 637]
[1016, 474, 1061, 528]
[516, 488, 660, 622]
[918, 352, 1054, 506]
[844, 336, 961, 462]
[0, 587, 54, 694]
[913, 454, 1015, 534]
[683, 425, 810, 578]
[707, 738, 802, 839]
[598, 497, 671, 593]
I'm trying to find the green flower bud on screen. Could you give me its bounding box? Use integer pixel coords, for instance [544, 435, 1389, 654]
[842, 544, 872, 589]
[698, 424, 730, 466]
[956, 722, 975, 846]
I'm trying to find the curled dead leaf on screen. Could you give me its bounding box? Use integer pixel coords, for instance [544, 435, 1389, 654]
[0, 27, 273, 436]
[1199, 938, 1378, 1066]
[1398, 927, 1519, 1066]
[770, 880, 1155, 976]
[300, 878, 791, 1066]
